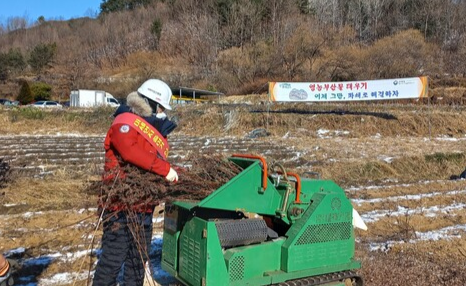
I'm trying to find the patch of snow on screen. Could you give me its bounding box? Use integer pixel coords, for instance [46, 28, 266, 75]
[369, 224, 466, 252]
[317, 129, 329, 136]
[335, 130, 350, 136]
[413, 224, 466, 241]
[361, 203, 466, 223]
[316, 129, 349, 138]
[63, 250, 91, 262]
[434, 136, 460, 141]
[369, 241, 403, 252]
[4, 247, 25, 256]
[38, 272, 90, 286]
[352, 189, 466, 206]
[377, 155, 395, 163]
[23, 212, 43, 218]
[3, 203, 19, 207]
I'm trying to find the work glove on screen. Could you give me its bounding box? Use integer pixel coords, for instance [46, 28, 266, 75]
[165, 167, 178, 182]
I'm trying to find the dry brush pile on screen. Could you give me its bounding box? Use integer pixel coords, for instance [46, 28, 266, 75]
[82, 154, 244, 282]
[86, 154, 243, 211]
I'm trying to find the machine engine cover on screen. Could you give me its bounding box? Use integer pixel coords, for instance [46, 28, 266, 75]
[214, 218, 268, 248]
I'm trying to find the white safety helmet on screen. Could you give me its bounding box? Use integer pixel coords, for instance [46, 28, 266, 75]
[137, 79, 172, 110]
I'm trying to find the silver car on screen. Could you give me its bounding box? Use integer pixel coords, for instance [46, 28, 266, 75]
[30, 101, 63, 108]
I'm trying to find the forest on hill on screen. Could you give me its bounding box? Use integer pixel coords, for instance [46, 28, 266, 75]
[1, 0, 466, 101]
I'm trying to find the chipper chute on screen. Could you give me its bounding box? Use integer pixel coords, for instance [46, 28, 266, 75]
[162, 154, 364, 286]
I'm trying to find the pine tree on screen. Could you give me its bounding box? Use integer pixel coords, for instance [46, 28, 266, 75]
[17, 80, 34, 105]
[100, 0, 152, 14]
[31, 82, 52, 101]
[28, 43, 57, 73]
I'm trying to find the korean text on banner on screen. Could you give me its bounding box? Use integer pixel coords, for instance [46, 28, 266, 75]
[269, 77, 429, 102]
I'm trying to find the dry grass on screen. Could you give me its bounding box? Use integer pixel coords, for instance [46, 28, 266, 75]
[0, 170, 100, 285]
[1, 172, 96, 212]
[358, 244, 466, 286]
[0, 106, 114, 135]
[3, 93, 466, 138]
[299, 152, 466, 187]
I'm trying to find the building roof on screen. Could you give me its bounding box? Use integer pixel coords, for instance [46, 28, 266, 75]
[171, 87, 224, 99]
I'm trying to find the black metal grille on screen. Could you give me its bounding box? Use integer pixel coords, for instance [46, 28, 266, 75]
[215, 219, 268, 248]
[229, 256, 245, 282]
[296, 222, 352, 245]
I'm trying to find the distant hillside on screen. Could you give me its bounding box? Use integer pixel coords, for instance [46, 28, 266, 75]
[1, 0, 466, 101]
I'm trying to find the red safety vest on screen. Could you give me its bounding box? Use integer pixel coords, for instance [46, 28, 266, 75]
[112, 113, 170, 159]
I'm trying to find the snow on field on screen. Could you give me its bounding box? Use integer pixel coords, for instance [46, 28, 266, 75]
[368, 224, 466, 252]
[360, 203, 466, 223]
[352, 189, 466, 206]
[6, 235, 173, 286]
[316, 129, 350, 138]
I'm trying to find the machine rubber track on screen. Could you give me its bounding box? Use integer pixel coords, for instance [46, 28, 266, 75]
[271, 270, 363, 286]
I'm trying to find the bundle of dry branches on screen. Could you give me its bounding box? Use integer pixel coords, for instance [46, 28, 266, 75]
[88, 154, 243, 209]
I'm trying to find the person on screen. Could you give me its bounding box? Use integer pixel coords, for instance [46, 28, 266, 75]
[93, 79, 178, 286]
[0, 254, 16, 286]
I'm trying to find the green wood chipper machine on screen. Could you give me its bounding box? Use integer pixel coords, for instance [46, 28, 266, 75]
[161, 154, 366, 286]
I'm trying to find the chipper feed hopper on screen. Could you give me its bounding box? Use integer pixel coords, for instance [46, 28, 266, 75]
[162, 154, 365, 286]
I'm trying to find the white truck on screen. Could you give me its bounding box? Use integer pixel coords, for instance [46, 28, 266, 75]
[70, 89, 120, 108]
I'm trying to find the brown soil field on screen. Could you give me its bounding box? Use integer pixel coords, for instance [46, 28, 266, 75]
[1, 95, 466, 285]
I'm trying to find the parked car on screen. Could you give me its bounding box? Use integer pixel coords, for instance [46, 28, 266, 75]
[0, 99, 12, 105]
[30, 101, 63, 108]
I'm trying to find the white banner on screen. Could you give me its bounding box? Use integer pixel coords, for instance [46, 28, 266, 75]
[269, 77, 429, 102]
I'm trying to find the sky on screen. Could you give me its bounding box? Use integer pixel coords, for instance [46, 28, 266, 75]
[0, 0, 102, 25]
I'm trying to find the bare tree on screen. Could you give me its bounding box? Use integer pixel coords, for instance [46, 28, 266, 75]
[159, 5, 220, 77]
[219, 0, 268, 48]
[366, 0, 389, 39]
[6, 16, 28, 32]
[305, 0, 343, 30]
